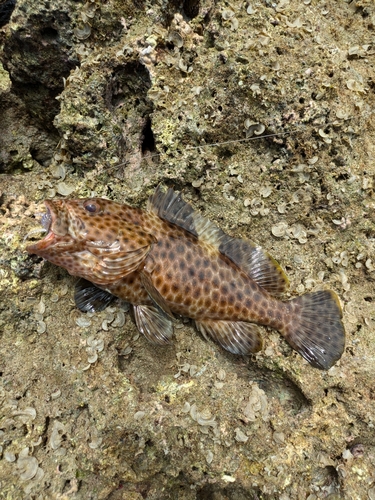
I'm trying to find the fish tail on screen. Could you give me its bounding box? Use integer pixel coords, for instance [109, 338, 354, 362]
[281, 290, 345, 370]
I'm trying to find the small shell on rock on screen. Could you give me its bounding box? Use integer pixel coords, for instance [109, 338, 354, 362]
[307, 156, 319, 165]
[4, 451, 16, 462]
[205, 450, 214, 464]
[222, 8, 235, 20]
[50, 165, 66, 180]
[12, 407, 37, 421]
[222, 475, 236, 483]
[342, 448, 353, 460]
[95, 339, 104, 352]
[366, 259, 374, 272]
[112, 311, 125, 328]
[197, 410, 216, 427]
[181, 402, 191, 413]
[336, 109, 349, 120]
[51, 389, 61, 400]
[17, 448, 39, 481]
[190, 404, 198, 420]
[87, 351, 98, 364]
[230, 18, 239, 31]
[76, 316, 92, 328]
[56, 182, 75, 196]
[50, 421, 65, 450]
[134, 411, 146, 421]
[88, 437, 103, 449]
[272, 222, 288, 237]
[243, 384, 269, 421]
[167, 31, 183, 48]
[120, 346, 132, 356]
[277, 202, 287, 214]
[288, 224, 307, 244]
[350, 443, 365, 458]
[73, 23, 91, 40]
[36, 298, 46, 315]
[346, 79, 365, 93]
[50, 293, 59, 303]
[259, 185, 272, 198]
[273, 431, 285, 444]
[244, 121, 266, 136]
[234, 428, 249, 443]
[37, 321, 46, 334]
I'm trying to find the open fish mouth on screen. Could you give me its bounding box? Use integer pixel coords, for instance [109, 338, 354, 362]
[25, 201, 59, 254]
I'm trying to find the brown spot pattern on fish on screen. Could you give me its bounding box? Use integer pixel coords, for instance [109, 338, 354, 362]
[26, 186, 346, 370]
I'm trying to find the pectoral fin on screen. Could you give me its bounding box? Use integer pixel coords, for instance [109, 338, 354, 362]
[140, 268, 174, 318]
[74, 278, 115, 313]
[89, 245, 152, 284]
[133, 304, 174, 345]
[195, 319, 263, 355]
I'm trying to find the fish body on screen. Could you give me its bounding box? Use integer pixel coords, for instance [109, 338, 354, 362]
[26, 187, 345, 369]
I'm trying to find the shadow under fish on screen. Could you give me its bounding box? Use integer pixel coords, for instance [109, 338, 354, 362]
[26, 186, 345, 370]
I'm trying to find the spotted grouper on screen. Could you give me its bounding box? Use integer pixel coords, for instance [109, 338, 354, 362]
[26, 186, 345, 369]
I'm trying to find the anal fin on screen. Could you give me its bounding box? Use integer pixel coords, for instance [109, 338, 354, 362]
[133, 304, 174, 345]
[195, 319, 263, 355]
[74, 278, 115, 313]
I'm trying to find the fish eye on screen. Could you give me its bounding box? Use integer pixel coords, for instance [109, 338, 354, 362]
[83, 200, 99, 213]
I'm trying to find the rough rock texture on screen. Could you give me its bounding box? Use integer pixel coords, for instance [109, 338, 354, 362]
[1, 0, 375, 498]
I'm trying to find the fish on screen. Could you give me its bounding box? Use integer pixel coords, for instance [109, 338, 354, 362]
[26, 186, 345, 369]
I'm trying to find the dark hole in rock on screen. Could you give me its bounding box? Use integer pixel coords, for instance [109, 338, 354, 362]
[141, 117, 155, 154]
[40, 26, 59, 42]
[0, 0, 16, 28]
[182, 0, 200, 20]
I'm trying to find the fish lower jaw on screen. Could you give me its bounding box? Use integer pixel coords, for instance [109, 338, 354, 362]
[26, 231, 56, 254]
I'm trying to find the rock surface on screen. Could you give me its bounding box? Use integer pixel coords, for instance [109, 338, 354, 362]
[1, 0, 375, 498]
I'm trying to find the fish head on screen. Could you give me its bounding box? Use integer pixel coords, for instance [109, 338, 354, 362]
[26, 198, 152, 283]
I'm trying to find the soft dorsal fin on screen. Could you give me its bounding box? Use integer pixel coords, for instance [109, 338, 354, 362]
[148, 186, 289, 295]
[218, 235, 289, 296]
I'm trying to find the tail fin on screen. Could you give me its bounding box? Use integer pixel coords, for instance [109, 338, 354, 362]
[282, 290, 345, 370]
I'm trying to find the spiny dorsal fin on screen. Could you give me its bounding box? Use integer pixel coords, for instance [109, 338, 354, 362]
[218, 235, 289, 296]
[148, 185, 225, 245]
[148, 186, 199, 237]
